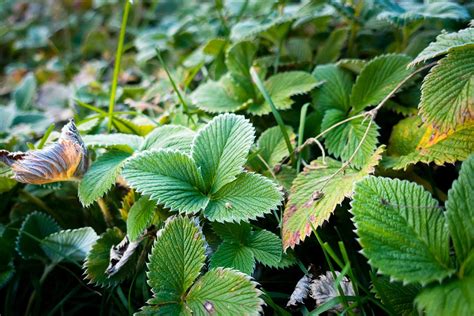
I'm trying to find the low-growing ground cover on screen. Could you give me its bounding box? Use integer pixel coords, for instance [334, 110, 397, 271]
[0, 0, 473, 315]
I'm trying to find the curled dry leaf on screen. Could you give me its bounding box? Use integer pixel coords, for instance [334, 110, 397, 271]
[0, 120, 88, 184]
[310, 271, 355, 312]
[287, 274, 313, 307]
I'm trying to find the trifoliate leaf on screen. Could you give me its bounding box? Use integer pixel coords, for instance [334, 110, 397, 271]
[78, 151, 131, 207]
[210, 242, 255, 275]
[140, 125, 195, 153]
[351, 176, 454, 284]
[350, 54, 412, 112]
[282, 147, 384, 249]
[446, 154, 474, 264]
[205, 172, 283, 222]
[82, 134, 143, 153]
[147, 216, 206, 304]
[249, 71, 319, 115]
[122, 149, 209, 214]
[415, 274, 474, 316]
[127, 195, 156, 241]
[312, 64, 353, 112]
[410, 27, 474, 66]
[16, 211, 61, 259]
[371, 276, 421, 316]
[142, 217, 263, 314]
[41, 227, 98, 263]
[322, 109, 379, 169]
[383, 116, 474, 170]
[419, 46, 474, 132]
[211, 222, 282, 272]
[247, 229, 282, 267]
[84, 228, 137, 287]
[192, 113, 255, 193]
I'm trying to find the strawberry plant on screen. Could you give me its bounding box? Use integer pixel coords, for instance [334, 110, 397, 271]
[0, 0, 473, 315]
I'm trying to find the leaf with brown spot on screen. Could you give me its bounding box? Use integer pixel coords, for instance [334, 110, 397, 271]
[282, 146, 384, 250]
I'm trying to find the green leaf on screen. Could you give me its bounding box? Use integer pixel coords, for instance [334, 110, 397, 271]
[247, 229, 282, 267]
[383, 117, 474, 170]
[122, 150, 209, 214]
[192, 113, 255, 193]
[41, 227, 98, 263]
[142, 217, 263, 314]
[211, 223, 282, 272]
[415, 274, 474, 316]
[322, 109, 379, 169]
[82, 134, 143, 153]
[371, 276, 421, 316]
[410, 27, 474, 66]
[212, 222, 251, 243]
[140, 125, 195, 153]
[226, 40, 257, 82]
[351, 176, 454, 284]
[350, 54, 412, 112]
[185, 268, 263, 315]
[0, 261, 14, 289]
[282, 147, 384, 249]
[127, 196, 156, 241]
[205, 172, 283, 222]
[314, 28, 349, 65]
[84, 228, 136, 287]
[191, 78, 245, 113]
[312, 64, 353, 112]
[16, 212, 61, 259]
[210, 242, 255, 275]
[254, 125, 295, 168]
[446, 154, 474, 264]
[419, 46, 474, 132]
[249, 71, 319, 115]
[78, 151, 131, 207]
[147, 216, 206, 304]
[378, 2, 469, 27]
[14, 73, 36, 110]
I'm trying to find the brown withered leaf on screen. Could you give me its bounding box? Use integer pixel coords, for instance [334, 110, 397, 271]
[0, 120, 88, 184]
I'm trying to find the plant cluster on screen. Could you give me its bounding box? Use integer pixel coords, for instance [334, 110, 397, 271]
[0, 0, 473, 315]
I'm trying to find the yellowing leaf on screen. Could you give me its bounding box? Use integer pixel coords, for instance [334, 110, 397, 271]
[282, 147, 384, 250]
[383, 116, 474, 170]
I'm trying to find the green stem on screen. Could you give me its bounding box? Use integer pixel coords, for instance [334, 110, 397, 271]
[37, 123, 55, 149]
[312, 229, 354, 315]
[250, 67, 295, 164]
[296, 103, 309, 173]
[107, 0, 131, 132]
[155, 49, 194, 124]
[24, 264, 55, 316]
